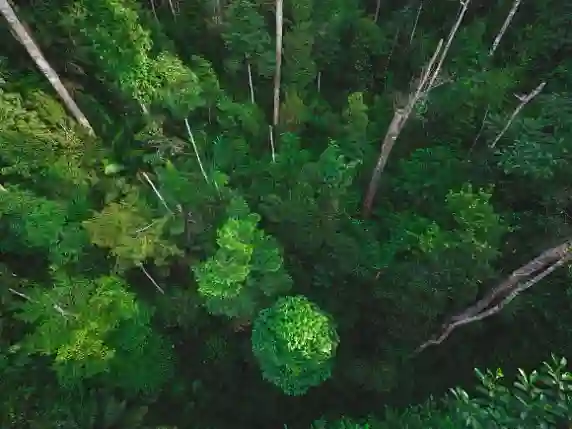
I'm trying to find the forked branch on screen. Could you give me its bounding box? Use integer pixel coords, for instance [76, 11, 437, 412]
[416, 238, 572, 354]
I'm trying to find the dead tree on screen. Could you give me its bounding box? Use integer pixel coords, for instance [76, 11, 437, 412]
[416, 238, 572, 354]
[362, 0, 471, 217]
[0, 0, 94, 135]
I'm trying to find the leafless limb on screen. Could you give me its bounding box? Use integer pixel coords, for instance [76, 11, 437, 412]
[490, 81, 546, 148]
[139, 264, 165, 294]
[141, 171, 173, 214]
[273, 0, 284, 128]
[184, 119, 211, 186]
[0, 0, 94, 135]
[166, 0, 177, 19]
[247, 58, 255, 104]
[468, 105, 490, 154]
[363, 0, 471, 216]
[489, 0, 522, 57]
[374, 0, 381, 23]
[149, 0, 158, 21]
[416, 238, 572, 354]
[8, 287, 72, 318]
[410, 0, 424, 43]
[269, 125, 276, 162]
[317, 71, 321, 93]
[426, 0, 470, 91]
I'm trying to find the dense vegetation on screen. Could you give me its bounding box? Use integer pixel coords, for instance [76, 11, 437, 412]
[0, 0, 571, 427]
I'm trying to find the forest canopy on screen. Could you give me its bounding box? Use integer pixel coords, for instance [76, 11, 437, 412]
[0, 0, 572, 427]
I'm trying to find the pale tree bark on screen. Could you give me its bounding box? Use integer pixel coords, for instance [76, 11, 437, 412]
[0, 0, 94, 135]
[363, 0, 471, 217]
[489, 0, 522, 57]
[374, 0, 381, 23]
[247, 58, 255, 104]
[416, 238, 572, 354]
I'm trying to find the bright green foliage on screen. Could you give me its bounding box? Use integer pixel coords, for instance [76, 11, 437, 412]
[83, 191, 182, 269]
[0, 186, 89, 265]
[0, 87, 94, 196]
[193, 195, 292, 319]
[341, 92, 370, 160]
[316, 357, 572, 428]
[14, 274, 173, 394]
[251, 295, 339, 396]
[61, 0, 203, 115]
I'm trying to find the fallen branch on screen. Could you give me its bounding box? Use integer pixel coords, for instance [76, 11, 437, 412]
[416, 238, 572, 354]
[363, 0, 471, 217]
[490, 81, 546, 148]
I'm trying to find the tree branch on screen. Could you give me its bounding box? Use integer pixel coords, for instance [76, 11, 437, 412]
[490, 81, 546, 148]
[416, 238, 572, 354]
[489, 0, 522, 57]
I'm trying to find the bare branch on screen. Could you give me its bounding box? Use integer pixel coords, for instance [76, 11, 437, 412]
[269, 125, 276, 163]
[0, 0, 95, 135]
[8, 287, 73, 318]
[184, 118, 212, 187]
[374, 0, 381, 23]
[490, 81, 546, 148]
[139, 264, 165, 294]
[166, 0, 177, 19]
[425, 0, 471, 91]
[468, 105, 490, 154]
[409, 0, 424, 43]
[141, 171, 174, 214]
[416, 238, 572, 354]
[489, 0, 522, 57]
[247, 59, 255, 104]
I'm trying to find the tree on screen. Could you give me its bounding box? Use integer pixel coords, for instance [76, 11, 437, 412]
[251, 295, 339, 395]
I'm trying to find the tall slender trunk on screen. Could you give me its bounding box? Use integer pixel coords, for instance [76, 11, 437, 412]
[272, 0, 283, 127]
[0, 0, 94, 135]
[246, 58, 255, 104]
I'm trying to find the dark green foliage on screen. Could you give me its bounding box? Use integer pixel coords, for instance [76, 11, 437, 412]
[0, 0, 571, 427]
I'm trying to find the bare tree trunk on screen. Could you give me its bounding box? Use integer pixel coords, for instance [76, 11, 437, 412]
[362, 39, 443, 216]
[0, 0, 94, 135]
[363, 0, 471, 217]
[416, 238, 572, 354]
[272, 0, 283, 127]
